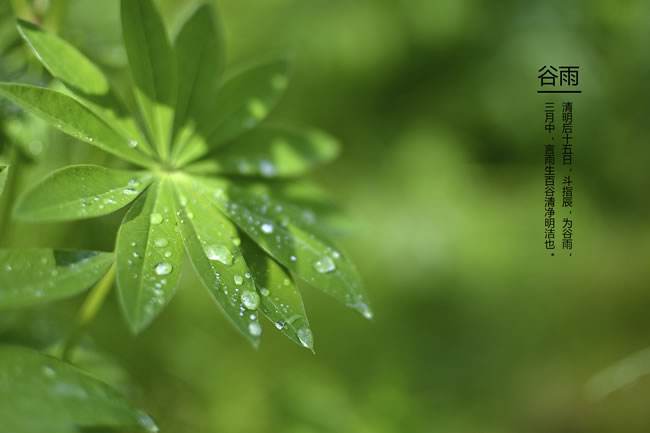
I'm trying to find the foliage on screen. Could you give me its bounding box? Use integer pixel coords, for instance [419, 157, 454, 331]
[0, 0, 370, 430]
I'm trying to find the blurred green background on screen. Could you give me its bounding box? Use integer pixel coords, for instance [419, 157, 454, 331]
[2, 0, 650, 432]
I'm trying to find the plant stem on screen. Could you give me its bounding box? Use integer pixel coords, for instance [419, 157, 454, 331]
[0, 147, 20, 246]
[61, 263, 116, 362]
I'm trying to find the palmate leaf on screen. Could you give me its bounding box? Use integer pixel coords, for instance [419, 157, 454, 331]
[0, 164, 7, 195]
[0, 249, 113, 309]
[116, 179, 184, 333]
[0, 345, 157, 433]
[174, 179, 262, 346]
[175, 59, 291, 166]
[121, 0, 176, 160]
[186, 176, 372, 319]
[15, 165, 152, 222]
[0, 84, 153, 167]
[240, 235, 313, 350]
[205, 126, 341, 178]
[0, 0, 370, 347]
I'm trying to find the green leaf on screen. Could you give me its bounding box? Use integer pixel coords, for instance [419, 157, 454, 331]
[172, 3, 225, 157]
[15, 19, 156, 158]
[205, 177, 372, 318]
[174, 178, 262, 346]
[260, 181, 355, 238]
[116, 179, 184, 333]
[16, 19, 109, 95]
[0, 345, 156, 433]
[121, 0, 176, 160]
[0, 164, 7, 195]
[240, 235, 313, 351]
[15, 165, 152, 222]
[0, 84, 154, 167]
[0, 249, 114, 309]
[175, 58, 290, 166]
[207, 126, 340, 178]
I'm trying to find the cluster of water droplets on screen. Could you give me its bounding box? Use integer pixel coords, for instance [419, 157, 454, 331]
[76, 178, 144, 216]
[1, 253, 101, 301]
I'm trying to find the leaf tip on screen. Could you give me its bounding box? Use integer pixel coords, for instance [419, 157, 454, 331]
[352, 301, 374, 321]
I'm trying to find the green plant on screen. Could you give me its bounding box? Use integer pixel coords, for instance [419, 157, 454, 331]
[0, 0, 370, 430]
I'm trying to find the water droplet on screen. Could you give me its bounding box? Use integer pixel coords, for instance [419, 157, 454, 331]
[248, 322, 262, 336]
[234, 275, 244, 285]
[164, 251, 172, 258]
[274, 321, 285, 330]
[290, 255, 297, 262]
[150, 213, 163, 225]
[297, 327, 313, 349]
[313, 256, 336, 274]
[241, 291, 260, 310]
[128, 139, 139, 149]
[261, 223, 274, 234]
[260, 288, 270, 296]
[232, 238, 241, 246]
[205, 245, 233, 265]
[154, 263, 173, 276]
[154, 238, 168, 248]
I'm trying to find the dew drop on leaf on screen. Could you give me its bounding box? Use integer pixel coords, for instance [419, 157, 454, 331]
[261, 223, 274, 234]
[313, 256, 336, 274]
[248, 322, 262, 336]
[150, 213, 163, 225]
[154, 263, 173, 276]
[241, 291, 260, 310]
[205, 245, 233, 265]
[154, 238, 168, 248]
[234, 275, 243, 285]
[128, 139, 139, 149]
